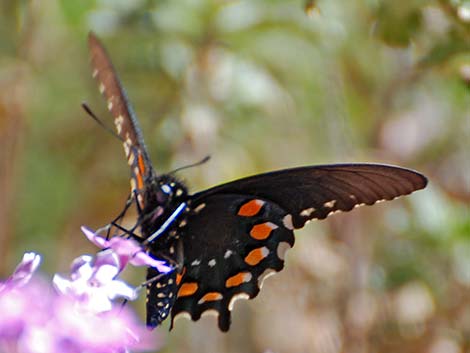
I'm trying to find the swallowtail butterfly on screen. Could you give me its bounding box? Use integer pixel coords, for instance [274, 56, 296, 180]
[88, 33, 427, 332]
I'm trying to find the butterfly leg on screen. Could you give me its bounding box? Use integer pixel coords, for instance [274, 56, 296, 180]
[94, 193, 134, 240]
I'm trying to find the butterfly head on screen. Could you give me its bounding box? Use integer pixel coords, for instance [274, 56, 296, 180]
[158, 175, 187, 203]
[142, 175, 188, 216]
[138, 174, 189, 244]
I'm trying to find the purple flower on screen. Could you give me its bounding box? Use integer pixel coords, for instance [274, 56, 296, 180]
[0, 252, 41, 294]
[1, 285, 156, 353]
[0, 252, 46, 342]
[81, 226, 172, 273]
[0, 252, 160, 353]
[0, 276, 51, 342]
[53, 252, 138, 313]
[51, 297, 156, 353]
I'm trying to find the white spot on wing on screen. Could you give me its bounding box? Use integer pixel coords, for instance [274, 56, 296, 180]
[224, 250, 233, 259]
[228, 293, 250, 311]
[173, 311, 191, 323]
[323, 200, 337, 208]
[191, 259, 201, 266]
[130, 178, 136, 191]
[353, 202, 366, 210]
[99, 83, 105, 93]
[277, 242, 291, 260]
[107, 100, 113, 111]
[258, 268, 276, 289]
[92, 69, 98, 78]
[127, 151, 135, 165]
[283, 214, 294, 230]
[194, 203, 206, 213]
[326, 210, 342, 218]
[115, 115, 124, 134]
[201, 309, 219, 318]
[260, 247, 270, 257]
[208, 259, 216, 267]
[243, 272, 253, 283]
[137, 194, 144, 208]
[300, 207, 316, 217]
[123, 143, 130, 157]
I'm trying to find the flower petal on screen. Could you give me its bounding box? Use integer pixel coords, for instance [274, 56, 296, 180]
[105, 280, 138, 301]
[81, 226, 109, 248]
[52, 274, 72, 295]
[70, 256, 94, 281]
[5, 252, 41, 289]
[131, 252, 172, 273]
[108, 237, 142, 254]
[94, 250, 120, 270]
[93, 264, 120, 284]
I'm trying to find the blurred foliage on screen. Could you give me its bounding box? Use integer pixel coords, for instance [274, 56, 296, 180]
[0, 0, 469, 352]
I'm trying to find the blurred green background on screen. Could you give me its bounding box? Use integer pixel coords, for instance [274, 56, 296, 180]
[0, 0, 469, 352]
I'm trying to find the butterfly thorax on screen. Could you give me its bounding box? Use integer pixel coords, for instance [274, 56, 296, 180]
[139, 174, 189, 248]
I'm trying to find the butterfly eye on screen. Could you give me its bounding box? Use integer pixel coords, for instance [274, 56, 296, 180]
[156, 184, 172, 204]
[161, 184, 172, 194]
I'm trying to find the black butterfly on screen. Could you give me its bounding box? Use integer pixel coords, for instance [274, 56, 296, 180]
[88, 33, 427, 332]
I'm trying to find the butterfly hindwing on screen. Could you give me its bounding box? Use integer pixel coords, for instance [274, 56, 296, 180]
[170, 194, 295, 331]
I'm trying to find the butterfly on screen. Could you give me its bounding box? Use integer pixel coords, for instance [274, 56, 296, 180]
[87, 33, 427, 332]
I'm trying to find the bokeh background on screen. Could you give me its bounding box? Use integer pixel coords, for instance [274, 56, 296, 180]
[0, 1, 469, 352]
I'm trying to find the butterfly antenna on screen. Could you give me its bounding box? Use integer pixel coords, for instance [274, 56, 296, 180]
[82, 102, 124, 142]
[169, 155, 211, 174]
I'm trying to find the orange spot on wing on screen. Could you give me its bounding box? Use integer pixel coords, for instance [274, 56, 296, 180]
[176, 267, 186, 286]
[245, 247, 269, 266]
[137, 153, 146, 174]
[177, 282, 198, 297]
[238, 200, 265, 217]
[250, 222, 278, 240]
[226, 272, 252, 288]
[199, 292, 222, 304]
[135, 173, 144, 191]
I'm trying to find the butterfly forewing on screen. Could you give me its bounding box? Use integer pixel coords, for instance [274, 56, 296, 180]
[192, 164, 428, 229]
[88, 33, 153, 200]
